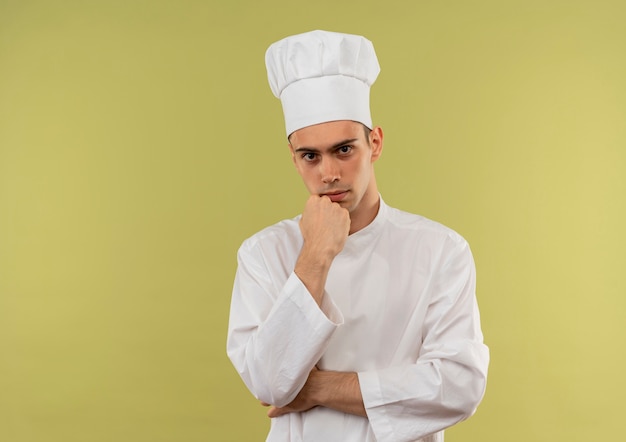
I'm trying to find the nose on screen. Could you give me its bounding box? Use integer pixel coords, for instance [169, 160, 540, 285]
[320, 157, 340, 183]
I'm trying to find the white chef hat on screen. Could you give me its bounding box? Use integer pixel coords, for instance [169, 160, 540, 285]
[265, 30, 380, 137]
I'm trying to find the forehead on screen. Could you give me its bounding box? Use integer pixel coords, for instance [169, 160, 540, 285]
[289, 120, 365, 149]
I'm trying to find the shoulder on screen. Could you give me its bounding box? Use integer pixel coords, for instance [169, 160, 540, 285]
[238, 215, 302, 255]
[384, 204, 467, 247]
[381, 204, 474, 274]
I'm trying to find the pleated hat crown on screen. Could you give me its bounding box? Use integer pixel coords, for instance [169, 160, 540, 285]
[265, 30, 380, 137]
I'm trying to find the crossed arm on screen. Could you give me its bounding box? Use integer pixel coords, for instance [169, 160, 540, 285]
[262, 367, 366, 418]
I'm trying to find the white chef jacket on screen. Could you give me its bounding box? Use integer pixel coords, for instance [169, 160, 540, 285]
[227, 197, 489, 442]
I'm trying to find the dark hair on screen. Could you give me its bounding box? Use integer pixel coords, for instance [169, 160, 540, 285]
[288, 122, 372, 143]
[362, 124, 372, 144]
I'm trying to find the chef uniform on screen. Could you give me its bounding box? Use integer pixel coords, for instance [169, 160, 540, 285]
[227, 30, 489, 442]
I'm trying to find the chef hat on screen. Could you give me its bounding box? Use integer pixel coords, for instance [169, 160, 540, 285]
[265, 30, 380, 137]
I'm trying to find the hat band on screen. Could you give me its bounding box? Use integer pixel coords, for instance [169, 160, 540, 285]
[280, 75, 372, 137]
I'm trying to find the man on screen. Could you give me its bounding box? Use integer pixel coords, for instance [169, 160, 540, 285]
[227, 30, 489, 442]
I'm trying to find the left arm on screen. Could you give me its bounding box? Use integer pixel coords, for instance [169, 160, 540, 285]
[358, 236, 489, 440]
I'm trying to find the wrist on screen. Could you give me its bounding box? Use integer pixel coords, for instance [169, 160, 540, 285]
[299, 239, 337, 267]
[306, 370, 327, 407]
[294, 244, 334, 305]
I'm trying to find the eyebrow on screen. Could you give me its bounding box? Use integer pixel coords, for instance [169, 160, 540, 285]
[293, 138, 359, 154]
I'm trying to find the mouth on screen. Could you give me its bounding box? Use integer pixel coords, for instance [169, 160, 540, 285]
[321, 190, 349, 203]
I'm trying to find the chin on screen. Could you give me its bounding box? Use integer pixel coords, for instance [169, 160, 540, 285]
[340, 201, 357, 212]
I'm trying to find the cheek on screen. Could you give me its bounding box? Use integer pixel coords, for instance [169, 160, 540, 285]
[298, 169, 318, 190]
[353, 160, 371, 180]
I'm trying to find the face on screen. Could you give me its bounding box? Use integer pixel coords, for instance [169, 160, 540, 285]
[288, 120, 384, 230]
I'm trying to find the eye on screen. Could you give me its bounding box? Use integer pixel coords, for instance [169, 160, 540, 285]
[338, 145, 352, 154]
[301, 152, 317, 162]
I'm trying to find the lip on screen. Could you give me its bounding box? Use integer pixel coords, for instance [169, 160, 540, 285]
[323, 191, 348, 202]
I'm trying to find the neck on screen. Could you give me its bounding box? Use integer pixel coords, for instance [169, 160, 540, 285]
[349, 191, 380, 234]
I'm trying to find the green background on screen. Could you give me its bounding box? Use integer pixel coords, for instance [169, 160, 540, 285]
[1, 0, 624, 440]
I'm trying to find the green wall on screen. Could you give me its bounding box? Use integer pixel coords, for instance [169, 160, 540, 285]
[1, 1, 624, 440]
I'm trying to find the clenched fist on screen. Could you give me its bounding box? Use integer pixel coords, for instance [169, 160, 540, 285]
[299, 195, 351, 260]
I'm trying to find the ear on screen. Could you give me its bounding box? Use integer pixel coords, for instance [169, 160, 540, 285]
[288, 142, 297, 166]
[287, 142, 306, 178]
[369, 126, 384, 162]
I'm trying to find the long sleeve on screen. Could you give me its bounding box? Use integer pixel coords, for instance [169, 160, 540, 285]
[358, 237, 489, 442]
[226, 231, 344, 407]
[226, 201, 488, 442]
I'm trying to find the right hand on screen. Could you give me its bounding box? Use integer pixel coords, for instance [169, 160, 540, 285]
[299, 195, 350, 261]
